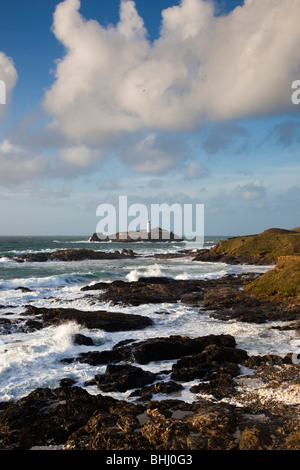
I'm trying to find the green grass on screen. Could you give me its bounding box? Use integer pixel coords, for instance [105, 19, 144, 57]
[245, 256, 300, 297]
[209, 228, 300, 262]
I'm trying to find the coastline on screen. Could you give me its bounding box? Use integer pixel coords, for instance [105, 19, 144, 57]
[0, 236, 299, 451]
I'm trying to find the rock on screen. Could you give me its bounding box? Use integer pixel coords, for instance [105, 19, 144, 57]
[23, 305, 153, 332]
[171, 343, 248, 382]
[76, 334, 237, 366]
[199, 277, 300, 324]
[59, 378, 76, 387]
[10, 248, 137, 263]
[15, 286, 32, 292]
[129, 381, 184, 401]
[0, 387, 118, 450]
[81, 277, 207, 306]
[94, 364, 158, 393]
[0, 384, 300, 450]
[180, 291, 205, 305]
[239, 426, 273, 450]
[73, 333, 94, 346]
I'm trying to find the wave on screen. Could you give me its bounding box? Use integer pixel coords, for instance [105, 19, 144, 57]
[126, 264, 164, 282]
[0, 272, 102, 290]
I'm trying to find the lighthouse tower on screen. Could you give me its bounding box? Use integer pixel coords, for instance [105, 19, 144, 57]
[147, 220, 151, 239]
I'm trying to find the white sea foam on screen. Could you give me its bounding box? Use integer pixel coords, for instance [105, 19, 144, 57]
[126, 263, 164, 281]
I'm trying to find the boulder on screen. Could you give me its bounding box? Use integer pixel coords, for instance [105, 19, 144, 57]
[23, 305, 153, 332]
[94, 364, 158, 393]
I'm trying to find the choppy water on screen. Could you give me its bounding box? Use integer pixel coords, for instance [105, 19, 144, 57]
[0, 236, 298, 403]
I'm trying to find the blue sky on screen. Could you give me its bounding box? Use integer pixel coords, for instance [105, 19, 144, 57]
[0, 0, 299, 236]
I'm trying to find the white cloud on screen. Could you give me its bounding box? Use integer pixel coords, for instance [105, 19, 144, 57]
[0, 139, 48, 188]
[0, 51, 17, 114]
[44, 0, 300, 146]
[57, 145, 101, 168]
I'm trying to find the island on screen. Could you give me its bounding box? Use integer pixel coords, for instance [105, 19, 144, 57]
[89, 223, 184, 242]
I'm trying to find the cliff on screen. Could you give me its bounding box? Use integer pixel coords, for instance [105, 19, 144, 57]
[193, 227, 300, 265]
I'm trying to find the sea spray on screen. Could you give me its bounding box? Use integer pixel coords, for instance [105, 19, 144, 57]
[126, 263, 164, 282]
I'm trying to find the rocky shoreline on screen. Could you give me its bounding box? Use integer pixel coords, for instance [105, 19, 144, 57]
[1, 262, 300, 451]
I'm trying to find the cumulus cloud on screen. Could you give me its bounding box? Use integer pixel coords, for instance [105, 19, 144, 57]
[44, 0, 300, 146]
[0, 139, 48, 188]
[0, 51, 17, 114]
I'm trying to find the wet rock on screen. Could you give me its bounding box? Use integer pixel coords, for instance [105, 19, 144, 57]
[11, 248, 137, 263]
[73, 333, 94, 346]
[129, 381, 184, 401]
[94, 364, 158, 393]
[59, 378, 76, 388]
[0, 385, 299, 450]
[15, 286, 32, 292]
[23, 305, 153, 332]
[180, 291, 205, 305]
[81, 277, 205, 306]
[76, 334, 237, 366]
[0, 387, 118, 450]
[171, 343, 248, 383]
[200, 281, 300, 324]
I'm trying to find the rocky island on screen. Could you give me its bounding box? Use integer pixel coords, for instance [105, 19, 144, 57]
[89, 224, 184, 242]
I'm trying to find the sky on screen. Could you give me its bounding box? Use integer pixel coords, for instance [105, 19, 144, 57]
[0, 0, 299, 236]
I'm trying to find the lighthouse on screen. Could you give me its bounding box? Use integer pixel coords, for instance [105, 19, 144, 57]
[147, 220, 151, 239]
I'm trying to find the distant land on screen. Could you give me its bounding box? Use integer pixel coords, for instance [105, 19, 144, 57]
[89, 227, 184, 242]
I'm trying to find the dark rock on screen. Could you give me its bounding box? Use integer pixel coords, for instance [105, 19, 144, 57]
[81, 277, 205, 305]
[1, 384, 300, 450]
[180, 291, 205, 305]
[94, 364, 158, 393]
[15, 286, 32, 292]
[129, 381, 184, 400]
[59, 378, 76, 387]
[193, 250, 273, 265]
[10, 248, 137, 263]
[171, 344, 248, 382]
[76, 334, 237, 366]
[76, 348, 122, 366]
[0, 386, 118, 450]
[73, 333, 94, 346]
[23, 305, 153, 332]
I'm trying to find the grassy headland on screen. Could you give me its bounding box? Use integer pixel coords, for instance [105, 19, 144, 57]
[194, 227, 300, 265]
[245, 255, 300, 297]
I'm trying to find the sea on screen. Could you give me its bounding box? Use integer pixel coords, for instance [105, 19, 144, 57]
[0, 235, 299, 404]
